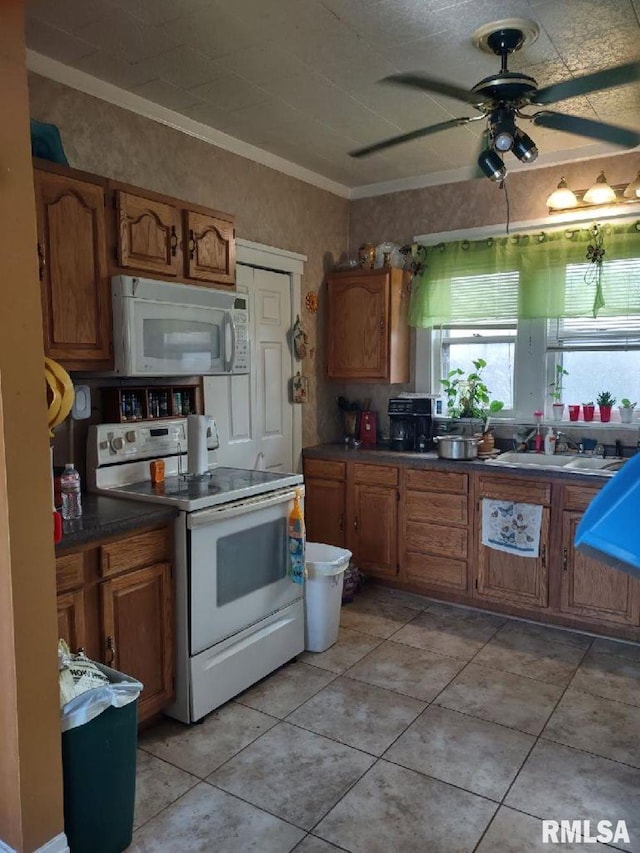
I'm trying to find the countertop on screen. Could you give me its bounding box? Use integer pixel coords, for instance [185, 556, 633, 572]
[56, 493, 178, 552]
[303, 444, 611, 483]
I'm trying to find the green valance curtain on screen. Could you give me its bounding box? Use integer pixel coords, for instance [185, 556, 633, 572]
[408, 220, 640, 327]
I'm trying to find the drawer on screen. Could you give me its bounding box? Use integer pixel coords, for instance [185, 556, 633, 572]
[100, 526, 171, 578]
[405, 519, 468, 560]
[56, 552, 84, 592]
[477, 475, 551, 505]
[405, 490, 468, 526]
[304, 459, 345, 481]
[352, 463, 398, 487]
[563, 484, 601, 512]
[405, 468, 468, 494]
[405, 552, 468, 592]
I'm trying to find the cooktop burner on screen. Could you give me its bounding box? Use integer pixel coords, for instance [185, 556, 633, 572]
[104, 467, 303, 511]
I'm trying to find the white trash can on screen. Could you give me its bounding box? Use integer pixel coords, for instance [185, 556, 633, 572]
[304, 542, 352, 653]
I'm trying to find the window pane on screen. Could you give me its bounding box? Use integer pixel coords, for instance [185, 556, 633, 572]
[562, 351, 640, 405]
[444, 341, 514, 408]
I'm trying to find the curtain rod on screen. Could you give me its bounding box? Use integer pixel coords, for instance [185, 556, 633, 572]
[414, 203, 640, 247]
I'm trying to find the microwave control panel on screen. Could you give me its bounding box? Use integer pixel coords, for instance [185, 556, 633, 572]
[232, 308, 250, 373]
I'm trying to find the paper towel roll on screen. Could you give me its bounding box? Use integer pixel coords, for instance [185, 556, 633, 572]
[187, 415, 209, 476]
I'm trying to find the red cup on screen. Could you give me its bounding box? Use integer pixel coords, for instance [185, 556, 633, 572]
[582, 404, 595, 422]
[568, 405, 580, 422]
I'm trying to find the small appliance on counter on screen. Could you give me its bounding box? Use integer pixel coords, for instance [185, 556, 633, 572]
[359, 411, 377, 446]
[388, 396, 433, 452]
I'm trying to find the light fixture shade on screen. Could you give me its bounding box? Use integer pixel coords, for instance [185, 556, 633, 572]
[512, 129, 538, 163]
[623, 170, 640, 199]
[546, 177, 578, 210]
[583, 171, 616, 205]
[478, 149, 506, 182]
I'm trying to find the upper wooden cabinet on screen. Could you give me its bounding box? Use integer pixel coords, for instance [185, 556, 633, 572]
[115, 189, 181, 277]
[34, 167, 113, 370]
[185, 210, 235, 286]
[110, 181, 236, 288]
[326, 268, 410, 383]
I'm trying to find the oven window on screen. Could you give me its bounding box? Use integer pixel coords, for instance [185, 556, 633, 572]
[216, 517, 287, 605]
[143, 318, 220, 371]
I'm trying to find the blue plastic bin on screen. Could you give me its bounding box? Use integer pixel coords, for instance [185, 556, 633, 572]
[575, 452, 640, 578]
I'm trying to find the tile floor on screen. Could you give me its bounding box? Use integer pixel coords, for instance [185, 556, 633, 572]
[132, 586, 640, 852]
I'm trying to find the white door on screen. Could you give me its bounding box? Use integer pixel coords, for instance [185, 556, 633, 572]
[204, 264, 295, 472]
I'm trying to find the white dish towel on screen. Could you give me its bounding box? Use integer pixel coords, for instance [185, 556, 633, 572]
[482, 499, 543, 558]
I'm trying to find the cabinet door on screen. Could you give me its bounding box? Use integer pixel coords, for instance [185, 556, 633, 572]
[185, 210, 235, 287]
[101, 562, 174, 722]
[327, 274, 388, 380]
[115, 190, 181, 276]
[351, 483, 398, 578]
[57, 589, 86, 652]
[561, 511, 640, 625]
[305, 477, 346, 547]
[476, 504, 550, 609]
[35, 170, 112, 369]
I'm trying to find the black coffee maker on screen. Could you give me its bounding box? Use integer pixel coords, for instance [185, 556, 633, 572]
[388, 397, 433, 452]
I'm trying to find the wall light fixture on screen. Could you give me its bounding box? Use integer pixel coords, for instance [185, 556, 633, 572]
[547, 171, 640, 212]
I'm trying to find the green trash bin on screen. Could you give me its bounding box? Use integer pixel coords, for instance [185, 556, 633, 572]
[61, 663, 142, 853]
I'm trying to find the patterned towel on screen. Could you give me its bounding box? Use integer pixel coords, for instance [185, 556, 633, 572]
[482, 499, 542, 558]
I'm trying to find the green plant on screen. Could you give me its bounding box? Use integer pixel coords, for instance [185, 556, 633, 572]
[620, 398, 636, 409]
[440, 358, 502, 425]
[596, 391, 616, 407]
[548, 365, 569, 403]
[582, 400, 594, 406]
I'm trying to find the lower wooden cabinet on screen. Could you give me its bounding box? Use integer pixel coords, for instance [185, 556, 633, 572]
[474, 475, 551, 610]
[303, 459, 346, 548]
[55, 523, 174, 723]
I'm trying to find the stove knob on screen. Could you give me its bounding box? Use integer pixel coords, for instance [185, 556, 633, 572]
[125, 430, 137, 443]
[110, 436, 125, 452]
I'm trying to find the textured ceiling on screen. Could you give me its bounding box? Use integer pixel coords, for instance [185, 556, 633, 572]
[25, 0, 640, 191]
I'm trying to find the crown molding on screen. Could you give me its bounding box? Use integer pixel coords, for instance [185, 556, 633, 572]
[26, 50, 350, 199]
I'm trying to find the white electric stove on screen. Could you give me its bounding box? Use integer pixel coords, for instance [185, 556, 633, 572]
[87, 419, 304, 723]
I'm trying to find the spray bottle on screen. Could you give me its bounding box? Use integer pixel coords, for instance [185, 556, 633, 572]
[288, 487, 306, 584]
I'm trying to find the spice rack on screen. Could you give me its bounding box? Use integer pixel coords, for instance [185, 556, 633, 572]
[101, 384, 202, 423]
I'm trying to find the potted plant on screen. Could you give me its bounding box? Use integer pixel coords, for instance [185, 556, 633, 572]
[596, 390, 616, 422]
[441, 359, 503, 450]
[476, 399, 505, 454]
[582, 401, 595, 422]
[548, 365, 569, 421]
[619, 398, 636, 424]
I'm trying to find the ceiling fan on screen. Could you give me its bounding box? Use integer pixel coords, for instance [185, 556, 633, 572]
[350, 19, 640, 181]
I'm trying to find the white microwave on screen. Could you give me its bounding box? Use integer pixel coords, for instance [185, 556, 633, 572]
[111, 276, 250, 377]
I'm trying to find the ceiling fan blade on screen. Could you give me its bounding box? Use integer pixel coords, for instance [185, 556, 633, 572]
[382, 72, 486, 108]
[532, 110, 640, 147]
[535, 61, 640, 105]
[350, 117, 475, 158]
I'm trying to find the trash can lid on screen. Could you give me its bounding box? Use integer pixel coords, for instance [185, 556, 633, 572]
[305, 542, 352, 575]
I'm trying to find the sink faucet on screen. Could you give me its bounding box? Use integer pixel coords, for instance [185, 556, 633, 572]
[555, 432, 583, 454]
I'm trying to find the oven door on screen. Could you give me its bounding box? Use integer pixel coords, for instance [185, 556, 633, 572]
[188, 487, 303, 654]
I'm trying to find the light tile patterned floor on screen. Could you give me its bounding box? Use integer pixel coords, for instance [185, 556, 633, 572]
[133, 585, 640, 852]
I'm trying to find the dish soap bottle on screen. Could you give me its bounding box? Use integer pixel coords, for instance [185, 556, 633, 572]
[287, 487, 306, 584]
[544, 428, 557, 456]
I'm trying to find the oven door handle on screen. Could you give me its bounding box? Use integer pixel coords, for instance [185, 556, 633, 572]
[187, 487, 303, 527]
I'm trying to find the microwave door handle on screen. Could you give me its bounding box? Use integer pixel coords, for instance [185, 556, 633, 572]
[224, 311, 236, 373]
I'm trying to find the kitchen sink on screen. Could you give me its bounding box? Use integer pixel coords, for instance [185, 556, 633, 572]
[563, 457, 622, 472]
[488, 452, 573, 467]
[487, 451, 617, 475]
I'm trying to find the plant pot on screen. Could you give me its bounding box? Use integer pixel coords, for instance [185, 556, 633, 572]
[582, 404, 595, 422]
[599, 405, 612, 423]
[474, 431, 495, 455]
[619, 406, 635, 424]
[568, 405, 580, 422]
[551, 403, 565, 421]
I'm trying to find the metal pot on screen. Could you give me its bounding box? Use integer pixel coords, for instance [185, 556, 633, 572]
[433, 435, 479, 460]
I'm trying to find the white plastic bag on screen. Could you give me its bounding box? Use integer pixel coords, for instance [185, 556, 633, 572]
[61, 663, 143, 733]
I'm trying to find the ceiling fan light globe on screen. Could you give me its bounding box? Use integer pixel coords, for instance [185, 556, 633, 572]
[583, 171, 616, 205]
[512, 130, 538, 162]
[494, 131, 514, 152]
[478, 149, 506, 182]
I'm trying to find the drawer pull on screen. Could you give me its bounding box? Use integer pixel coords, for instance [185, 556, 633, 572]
[541, 544, 546, 568]
[353, 515, 359, 531]
[563, 547, 568, 572]
[188, 228, 196, 259]
[170, 225, 179, 256]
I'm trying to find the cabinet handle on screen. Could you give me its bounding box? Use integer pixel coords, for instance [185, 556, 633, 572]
[541, 544, 546, 568]
[562, 547, 568, 572]
[379, 318, 384, 331]
[338, 512, 344, 532]
[37, 242, 46, 280]
[170, 225, 179, 256]
[106, 635, 116, 666]
[353, 516, 359, 531]
[188, 228, 196, 259]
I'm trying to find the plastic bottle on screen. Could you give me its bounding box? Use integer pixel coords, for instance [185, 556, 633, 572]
[60, 463, 82, 520]
[544, 428, 556, 456]
[287, 487, 306, 584]
[535, 424, 543, 453]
